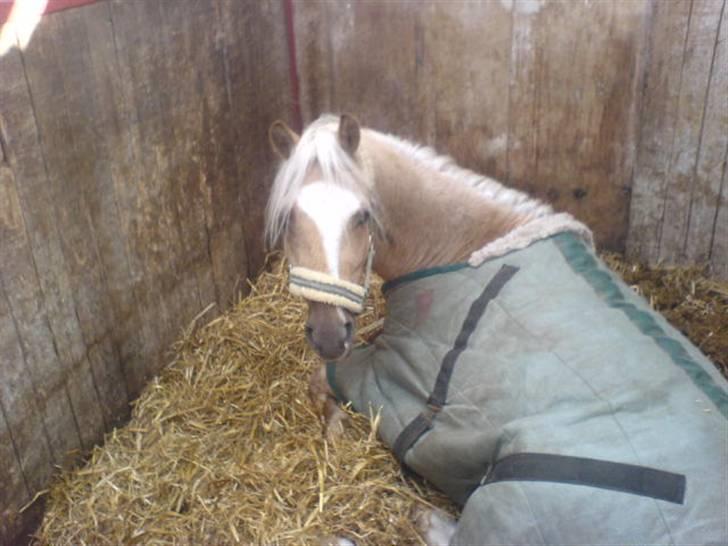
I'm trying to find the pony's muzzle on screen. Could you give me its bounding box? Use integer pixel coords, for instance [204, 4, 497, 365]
[305, 302, 354, 361]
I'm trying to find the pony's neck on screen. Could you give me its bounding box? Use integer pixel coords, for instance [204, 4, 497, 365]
[364, 134, 533, 281]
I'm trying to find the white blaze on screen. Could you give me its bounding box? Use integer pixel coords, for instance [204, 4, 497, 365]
[296, 181, 361, 278]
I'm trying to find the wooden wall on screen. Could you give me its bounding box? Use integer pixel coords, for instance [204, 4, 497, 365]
[1, 0, 726, 543]
[0, 0, 289, 542]
[292, 0, 727, 276]
[629, 0, 727, 275]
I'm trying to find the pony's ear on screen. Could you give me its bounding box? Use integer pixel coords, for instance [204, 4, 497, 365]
[269, 120, 299, 159]
[338, 113, 360, 155]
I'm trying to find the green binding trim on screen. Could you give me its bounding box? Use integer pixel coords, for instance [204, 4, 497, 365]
[382, 262, 470, 293]
[553, 232, 728, 419]
[326, 361, 350, 405]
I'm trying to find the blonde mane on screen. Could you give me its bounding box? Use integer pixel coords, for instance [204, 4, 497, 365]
[266, 115, 592, 260]
[368, 130, 553, 220]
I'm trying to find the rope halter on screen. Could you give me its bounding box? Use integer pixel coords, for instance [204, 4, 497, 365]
[288, 233, 375, 314]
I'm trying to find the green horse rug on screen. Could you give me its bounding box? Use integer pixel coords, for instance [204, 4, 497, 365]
[328, 231, 728, 545]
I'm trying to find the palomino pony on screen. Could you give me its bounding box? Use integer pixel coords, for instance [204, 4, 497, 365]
[266, 115, 727, 545]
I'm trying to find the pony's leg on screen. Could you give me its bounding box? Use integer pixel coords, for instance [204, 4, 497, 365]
[414, 506, 457, 546]
[323, 397, 348, 439]
[309, 365, 348, 438]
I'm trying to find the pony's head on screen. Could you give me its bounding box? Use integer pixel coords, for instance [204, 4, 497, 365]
[266, 114, 378, 361]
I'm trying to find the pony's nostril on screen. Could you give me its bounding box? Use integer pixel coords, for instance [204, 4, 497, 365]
[305, 324, 314, 341]
[344, 320, 353, 338]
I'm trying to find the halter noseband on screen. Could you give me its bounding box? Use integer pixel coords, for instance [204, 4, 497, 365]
[288, 233, 375, 314]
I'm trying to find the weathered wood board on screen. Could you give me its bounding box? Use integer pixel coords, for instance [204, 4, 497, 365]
[0, 0, 290, 543]
[0, 45, 90, 473]
[626, 0, 727, 274]
[713, 172, 728, 278]
[293, 0, 726, 273]
[683, 0, 727, 276]
[293, 0, 651, 252]
[653, 0, 725, 265]
[1, 0, 727, 544]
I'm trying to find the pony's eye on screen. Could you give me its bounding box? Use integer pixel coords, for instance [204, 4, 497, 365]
[355, 209, 370, 227]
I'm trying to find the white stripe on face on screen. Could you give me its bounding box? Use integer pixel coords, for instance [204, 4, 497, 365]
[296, 181, 361, 278]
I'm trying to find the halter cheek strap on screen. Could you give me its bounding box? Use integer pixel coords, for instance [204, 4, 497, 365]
[288, 234, 375, 314]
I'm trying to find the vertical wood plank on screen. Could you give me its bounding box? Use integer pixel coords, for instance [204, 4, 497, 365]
[76, 2, 148, 419]
[163, 2, 248, 308]
[151, 0, 220, 311]
[0, 172, 52, 500]
[295, 0, 514, 174]
[209, 0, 256, 298]
[106, 0, 204, 393]
[20, 3, 132, 432]
[709, 158, 728, 277]
[684, 0, 727, 264]
[295, 0, 423, 137]
[0, 399, 29, 542]
[422, 0, 513, 180]
[0, 45, 90, 459]
[216, 0, 290, 278]
[115, 0, 214, 333]
[326, 1, 422, 137]
[658, 0, 726, 264]
[1, 2, 293, 540]
[295, 0, 648, 251]
[629, 0, 697, 263]
[294, 0, 334, 125]
[506, 0, 539, 194]
[507, 0, 648, 251]
[246, 0, 294, 274]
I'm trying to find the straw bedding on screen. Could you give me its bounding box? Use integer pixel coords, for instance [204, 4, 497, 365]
[35, 257, 453, 545]
[602, 254, 727, 378]
[35, 254, 727, 545]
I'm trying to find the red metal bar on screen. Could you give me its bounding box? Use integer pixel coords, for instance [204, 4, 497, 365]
[0, 2, 14, 23]
[1, 0, 97, 25]
[283, 0, 303, 133]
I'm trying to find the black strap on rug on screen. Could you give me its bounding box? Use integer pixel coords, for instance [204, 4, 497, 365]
[393, 264, 519, 465]
[478, 452, 686, 505]
[390, 262, 687, 505]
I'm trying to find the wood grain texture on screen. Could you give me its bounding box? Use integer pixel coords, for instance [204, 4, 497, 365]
[0, 44, 89, 468]
[628, 0, 728, 275]
[0, 1, 290, 540]
[657, 0, 725, 264]
[0, 170, 53, 500]
[0, 401, 29, 542]
[294, 1, 725, 272]
[628, 1, 692, 264]
[423, 0, 513, 181]
[295, 0, 513, 175]
[293, 0, 333, 126]
[20, 3, 130, 436]
[295, 0, 649, 251]
[507, 0, 647, 251]
[684, 0, 727, 265]
[711, 165, 728, 277]
[212, 0, 290, 282]
[107, 0, 215, 395]
[2, 1, 727, 544]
